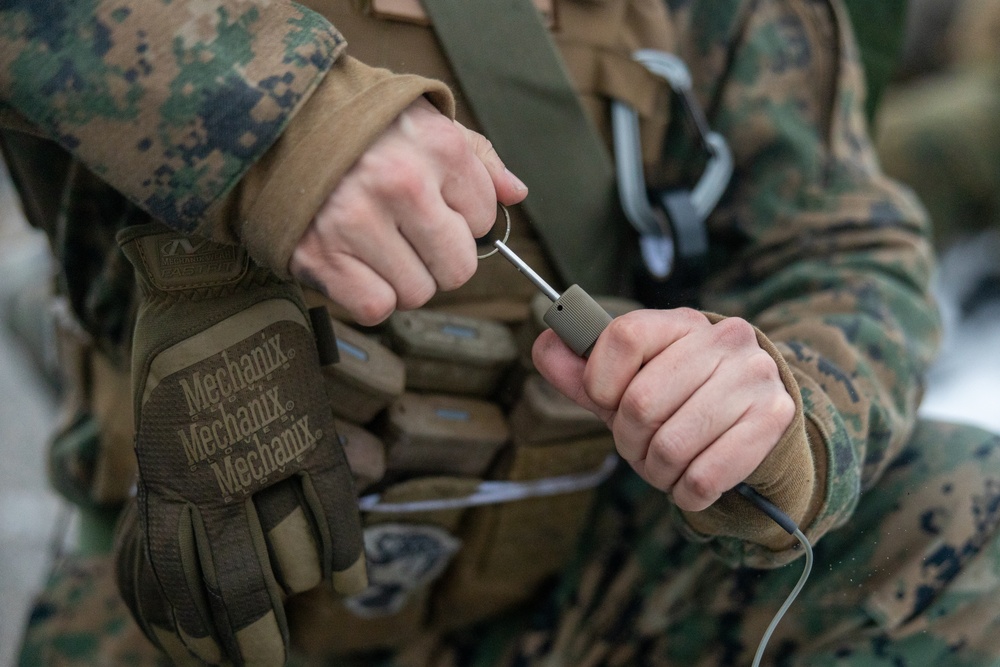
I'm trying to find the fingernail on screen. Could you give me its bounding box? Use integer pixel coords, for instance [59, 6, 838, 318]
[506, 168, 528, 193]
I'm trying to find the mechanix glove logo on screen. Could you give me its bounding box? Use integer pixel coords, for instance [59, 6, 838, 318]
[166, 312, 319, 500]
[115, 223, 366, 667]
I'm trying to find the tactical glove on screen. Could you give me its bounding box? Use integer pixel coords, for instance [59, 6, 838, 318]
[115, 223, 366, 666]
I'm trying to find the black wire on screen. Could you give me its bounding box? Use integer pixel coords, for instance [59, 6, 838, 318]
[735, 482, 798, 534]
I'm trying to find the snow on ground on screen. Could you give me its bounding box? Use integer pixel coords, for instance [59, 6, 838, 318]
[920, 231, 1000, 434]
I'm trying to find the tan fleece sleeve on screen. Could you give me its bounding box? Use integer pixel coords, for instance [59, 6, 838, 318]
[680, 314, 828, 551]
[204, 55, 455, 275]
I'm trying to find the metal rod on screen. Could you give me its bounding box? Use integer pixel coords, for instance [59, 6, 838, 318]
[494, 240, 560, 302]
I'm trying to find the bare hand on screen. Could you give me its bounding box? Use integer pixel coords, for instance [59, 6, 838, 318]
[532, 309, 796, 512]
[290, 98, 528, 325]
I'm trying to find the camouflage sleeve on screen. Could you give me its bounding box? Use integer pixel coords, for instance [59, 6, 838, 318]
[0, 103, 40, 135]
[214, 56, 455, 275]
[0, 0, 343, 237]
[680, 0, 941, 567]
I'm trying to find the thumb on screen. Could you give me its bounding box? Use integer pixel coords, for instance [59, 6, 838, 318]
[531, 329, 612, 422]
[458, 121, 528, 206]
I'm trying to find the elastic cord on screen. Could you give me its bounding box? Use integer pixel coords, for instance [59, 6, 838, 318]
[357, 453, 619, 513]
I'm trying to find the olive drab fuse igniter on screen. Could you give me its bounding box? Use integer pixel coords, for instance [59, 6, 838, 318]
[494, 240, 612, 357]
[477, 204, 613, 357]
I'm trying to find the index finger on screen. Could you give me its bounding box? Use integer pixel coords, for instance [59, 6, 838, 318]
[442, 124, 527, 238]
[458, 123, 529, 208]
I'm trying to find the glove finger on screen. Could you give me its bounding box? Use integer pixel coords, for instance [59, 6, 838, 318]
[254, 478, 323, 595]
[114, 501, 175, 656]
[144, 500, 224, 664]
[195, 502, 288, 667]
[300, 436, 367, 595]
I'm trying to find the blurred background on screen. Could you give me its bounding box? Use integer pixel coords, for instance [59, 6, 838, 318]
[0, 0, 998, 664]
[0, 155, 66, 666]
[872, 0, 1000, 434]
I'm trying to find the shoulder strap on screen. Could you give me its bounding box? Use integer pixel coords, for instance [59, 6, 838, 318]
[419, 0, 630, 295]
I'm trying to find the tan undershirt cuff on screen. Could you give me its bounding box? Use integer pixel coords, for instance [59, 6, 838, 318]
[207, 55, 455, 275]
[680, 314, 828, 551]
[0, 106, 42, 136]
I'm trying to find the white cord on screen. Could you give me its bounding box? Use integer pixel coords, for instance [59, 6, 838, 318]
[356, 453, 619, 513]
[358, 448, 811, 667]
[750, 528, 814, 667]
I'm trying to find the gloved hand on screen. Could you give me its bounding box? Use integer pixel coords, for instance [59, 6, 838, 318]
[115, 223, 366, 666]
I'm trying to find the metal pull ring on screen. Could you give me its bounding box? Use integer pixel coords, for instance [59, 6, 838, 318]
[476, 204, 512, 259]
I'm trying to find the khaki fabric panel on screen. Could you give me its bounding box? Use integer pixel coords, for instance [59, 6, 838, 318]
[323, 318, 405, 424]
[335, 419, 387, 491]
[288, 585, 430, 656]
[387, 310, 519, 397]
[380, 393, 510, 477]
[431, 435, 615, 630]
[554, 0, 675, 166]
[289, 475, 479, 657]
[89, 350, 138, 504]
[428, 298, 533, 324]
[508, 373, 607, 444]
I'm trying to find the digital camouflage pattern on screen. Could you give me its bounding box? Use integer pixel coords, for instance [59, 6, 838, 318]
[0, 0, 341, 235]
[20, 420, 1000, 667]
[2, 0, 999, 665]
[453, 420, 1000, 666]
[272, 420, 1000, 665]
[17, 554, 169, 667]
[656, 0, 940, 568]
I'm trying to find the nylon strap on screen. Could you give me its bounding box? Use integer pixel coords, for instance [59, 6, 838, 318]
[419, 0, 630, 295]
